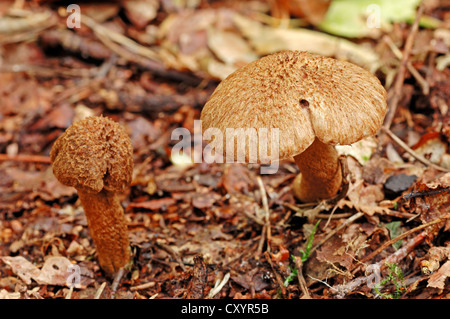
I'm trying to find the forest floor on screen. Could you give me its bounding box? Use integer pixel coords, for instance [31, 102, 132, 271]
[0, 0, 449, 299]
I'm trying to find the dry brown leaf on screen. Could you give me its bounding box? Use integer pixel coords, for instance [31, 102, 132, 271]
[1, 256, 90, 288]
[232, 13, 379, 72]
[287, 0, 331, 25]
[123, 0, 159, 29]
[342, 181, 386, 216]
[192, 192, 220, 209]
[0, 256, 40, 285]
[0, 289, 21, 299]
[129, 197, 176, 210]
[412, 133, 450, 169]
[316, 223, 368, 271]
[220, 164, 252, 195]
[35, 256, 75, 286]
[159, 8, 235, 75]
[412, 173, 450, 237]
[427, 260, 450, 289]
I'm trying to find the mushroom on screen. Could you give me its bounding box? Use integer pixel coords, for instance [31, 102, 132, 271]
[200, 50, 387, 202]
[50, 115, 133, 276]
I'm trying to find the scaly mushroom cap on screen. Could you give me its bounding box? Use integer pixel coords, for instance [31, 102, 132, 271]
[50, 116, 133, 194]
[200, 50, 387, 163]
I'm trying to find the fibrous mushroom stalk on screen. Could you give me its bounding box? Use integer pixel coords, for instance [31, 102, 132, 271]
[77, 189, 130, 275]
[50, 116, 133, 276]
[292, 138, 342, 202]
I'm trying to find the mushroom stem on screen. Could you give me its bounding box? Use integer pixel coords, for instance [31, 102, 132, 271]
[292, 138, 342, 202]
[77, 189, 130, 276]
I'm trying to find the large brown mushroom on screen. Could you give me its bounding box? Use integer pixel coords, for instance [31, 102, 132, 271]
[50, 115, 133, 276]
[200, 50, 387, 202]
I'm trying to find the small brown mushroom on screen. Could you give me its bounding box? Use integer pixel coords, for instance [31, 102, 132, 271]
[50, 115, 133, 276]
[200, 50, 387, 202]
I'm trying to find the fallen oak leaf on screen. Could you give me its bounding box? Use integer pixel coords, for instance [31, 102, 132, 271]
[1, 256, 91, 288]
[35, 256, 77, 287]
[0, 256, 40, 285]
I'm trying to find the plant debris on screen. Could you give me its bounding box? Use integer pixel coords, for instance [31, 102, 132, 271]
[0, 0, 449, 300]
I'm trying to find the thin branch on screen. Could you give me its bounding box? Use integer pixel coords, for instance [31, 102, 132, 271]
[356, 213, 450, 268]
[332, 230, 427, 297]
[383, 35, 429, 95]
[207, 272, 230, 299]
[383, 1, 425, 129]
[382, 127, 449, 172]
[130, 281, 156, 291]
[94, 282, 107, 299]
[293, 256, 312, 299]
[265, 251, 286, 297]
[310, 212, 365, 255]
[257, 177, 271, 255]
[0, 153, 51, 164]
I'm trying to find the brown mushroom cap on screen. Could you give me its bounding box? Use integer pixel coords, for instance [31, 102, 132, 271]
[50, 116, 133, 194]
[200, 50, 387, 163]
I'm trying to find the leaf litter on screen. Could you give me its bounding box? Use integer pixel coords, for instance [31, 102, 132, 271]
[0, 0, 449, 299]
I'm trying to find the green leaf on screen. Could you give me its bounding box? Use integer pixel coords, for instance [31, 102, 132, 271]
[284, 220, 321, 287]
[300, 220, 320, 263]
[283, 263, 298, 287]
[384, 221, 403, 250]
[319, 0, 423, 38]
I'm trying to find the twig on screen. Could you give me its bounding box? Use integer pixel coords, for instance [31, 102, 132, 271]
[383, 35, 429, 95]
[94, 282, 107, 299]
[53, 78, 103, 105]
[310, 212, 365, 255]
[65, 286, 73, 299]
[383, 1, 425, 129]
[382, 231, 427, 267]
[265, 251, 286, 297]
[256, 226, 267, 258]
[130, 281, 156, 291]
[0, 153, 51, 163]
[80, 14, 160, 61]
[293, 256, 311, 299]
[0, 10, 56, 44]
[282, 202, 353, 219]
[332, 231, 427, 297]
[207, 272, 230, 299]
[356, 213, 450, 268]
[324, 204, 339, 229]
[81, 14, 201, 84]
[381, 127, 449, 172]
[0, 64, 94, 78]
[156, 240, 186, 271]
[403, 187, 450, 200]
[257, 177, 271, 254]
[110, 267, 125, 298]
[257, 177, 270, 219]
